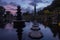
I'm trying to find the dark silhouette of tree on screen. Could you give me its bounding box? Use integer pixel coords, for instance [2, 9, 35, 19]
[4, 11, 13, 24]
[22, 11, 33, 22]
[39, 0, 60, 26]
[43, 0, 60, 11]
[0, 6, 5, 28]
[38, 10, 44, 15]
[47, 24, 60, 39]
[44, 1, 60, 38]
[51, 0, 60, 8]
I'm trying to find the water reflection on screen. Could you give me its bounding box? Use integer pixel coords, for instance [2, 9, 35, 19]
[22, 22, 59, 40]
[47, 25, 60, 39]
[0, 22, 60, 40]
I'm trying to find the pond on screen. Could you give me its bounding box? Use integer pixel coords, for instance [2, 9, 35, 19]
[22, 22, 59, 40]
[0, 22, 60, 40]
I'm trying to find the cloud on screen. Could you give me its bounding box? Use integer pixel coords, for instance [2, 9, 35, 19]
[29, 0, 53, 6]
[31, 0, 43, 3]
[0, 0, 18, 6]
[0, 0, 7, 6]
[9, 2, 18, 6]
[0, 0, 54, 13]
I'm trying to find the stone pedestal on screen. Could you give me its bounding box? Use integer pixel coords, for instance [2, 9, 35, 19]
[29, 30, 43, 39]
[31, 25, 40, 31]
[29, 23, 43, 39]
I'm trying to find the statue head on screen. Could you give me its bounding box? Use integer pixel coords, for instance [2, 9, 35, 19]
[17, 5, 21, 12]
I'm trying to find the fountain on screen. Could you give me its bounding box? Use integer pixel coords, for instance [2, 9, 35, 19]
[29, 24, 43, 39]
[29, 30, 43, 39]
[31, 21, 40, 31]
[29, 21, 43, 39]
[29, 0, 43, 39]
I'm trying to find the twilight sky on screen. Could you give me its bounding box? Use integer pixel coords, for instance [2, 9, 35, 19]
[0, 0, 54, 15]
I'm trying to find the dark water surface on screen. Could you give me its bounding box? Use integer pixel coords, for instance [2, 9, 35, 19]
[0, 22, 59, 40]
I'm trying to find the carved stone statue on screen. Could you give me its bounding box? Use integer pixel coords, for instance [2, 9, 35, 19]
[13, 6, 25, 40]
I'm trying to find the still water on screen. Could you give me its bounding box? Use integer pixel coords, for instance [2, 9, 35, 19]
[0, 22, 60, 40]
[22, 22, 59, 40]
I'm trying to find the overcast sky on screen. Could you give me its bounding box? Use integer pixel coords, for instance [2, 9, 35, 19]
[0, 0, 54, 14]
